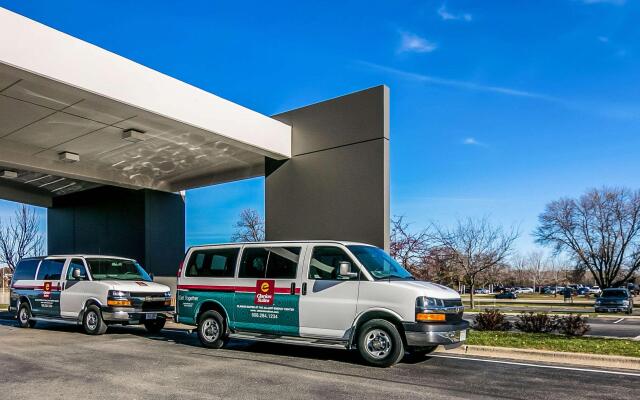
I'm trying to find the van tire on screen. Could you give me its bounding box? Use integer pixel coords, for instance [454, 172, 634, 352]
[357, 319, 405, 367]
[17, 302, 36, 328]
[197, 310, 227, 349]
[144, 316, 166, 333]
[83, 305, 108, 335]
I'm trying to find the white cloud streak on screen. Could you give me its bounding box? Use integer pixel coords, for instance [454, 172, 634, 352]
[398, 31, 437, 53]
[357, 61, 564, 103]
[438, 4, 472, 21]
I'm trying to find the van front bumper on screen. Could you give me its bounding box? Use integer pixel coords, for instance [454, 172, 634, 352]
[101, 306, 173, 323]
[402, 320, 470, 348]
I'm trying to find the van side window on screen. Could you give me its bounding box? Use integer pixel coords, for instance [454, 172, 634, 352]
[12, 259, 40, 282]
[239, 247, 301, 279]
[186, 248, 239, 278]
[266, 247, 301, 279]
[36, 259, 65, 280]
[239, 248, 269, 278]
[67, 259, 89, 281]
[309, 246, 359, 280]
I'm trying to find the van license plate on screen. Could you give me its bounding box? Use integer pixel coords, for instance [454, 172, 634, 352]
[146, 313, 157, 320]
[460, 330, 467, 341]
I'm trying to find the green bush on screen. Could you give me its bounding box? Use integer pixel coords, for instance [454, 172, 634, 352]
[557, 314, 590, 336]
[473, 309, 512, 331]
[514, 312, 558, 333]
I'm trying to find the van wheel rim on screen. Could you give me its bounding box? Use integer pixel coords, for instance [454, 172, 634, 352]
[19, 307, 28, 323]
[364, 329, 392, 359]
[202, 319, 219, 342]
[86, 311, 98, 330]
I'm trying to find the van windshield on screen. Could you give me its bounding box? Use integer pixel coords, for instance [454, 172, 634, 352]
[347, 245, 414, 280]
[86, 258, 152, 281]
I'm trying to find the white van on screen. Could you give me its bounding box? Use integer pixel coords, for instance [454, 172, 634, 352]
[176, 241, 468, 367]
[9, 255, 172, 335]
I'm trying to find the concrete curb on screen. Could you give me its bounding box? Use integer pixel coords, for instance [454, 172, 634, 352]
[442, 345, 640, 371]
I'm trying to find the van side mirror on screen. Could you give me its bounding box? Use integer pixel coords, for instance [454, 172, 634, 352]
[72, 268, 81, 280]
[338, 262, 358, 279]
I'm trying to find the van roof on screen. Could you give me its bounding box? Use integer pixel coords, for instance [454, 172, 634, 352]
[23, 255, 135, 261]
[187, 240, 376, 250]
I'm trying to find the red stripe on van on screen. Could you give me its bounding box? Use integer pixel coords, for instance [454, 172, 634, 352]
[177, 284, 301, 295]
[11, 284, 61, 291]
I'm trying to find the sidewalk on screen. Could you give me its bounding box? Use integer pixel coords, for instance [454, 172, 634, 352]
[442, 345, 640, 371]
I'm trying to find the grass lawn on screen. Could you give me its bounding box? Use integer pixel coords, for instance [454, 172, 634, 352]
[467, 330, 640, 358]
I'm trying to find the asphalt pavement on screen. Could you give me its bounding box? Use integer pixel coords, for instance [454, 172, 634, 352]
[0, 319, 638, 400]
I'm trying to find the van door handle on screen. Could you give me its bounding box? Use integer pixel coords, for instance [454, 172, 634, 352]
[290, 282, 296, 295]
[301, 282, 307, 296]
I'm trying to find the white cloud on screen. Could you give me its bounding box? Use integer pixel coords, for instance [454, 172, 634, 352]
[357, 61, 563, 103]
[398, 31, 437, 53]
[462, 137, 487, 147]
[438, 4, 472, 21]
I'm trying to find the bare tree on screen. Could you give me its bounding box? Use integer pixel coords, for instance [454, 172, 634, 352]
[433, 217, 519, 308]
[0, 204, 45, 272]
[390, 216, 431, 277]
[527, 250, 546, 293]
[231, 209, 265, 242]
[534, 187, 640, 288]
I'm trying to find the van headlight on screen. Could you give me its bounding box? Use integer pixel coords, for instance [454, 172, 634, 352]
[109, 290, 129, 298]
[622, 300, 630, 306]
[415, 296, 463, 323]
[107, 290, 131, 307]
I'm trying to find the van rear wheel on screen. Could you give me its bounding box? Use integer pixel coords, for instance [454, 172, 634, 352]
[357, 319, 405, 367]
[197, 310, 227, 349]
[83, 305, 108, 335]
[17, 302, 36, 328]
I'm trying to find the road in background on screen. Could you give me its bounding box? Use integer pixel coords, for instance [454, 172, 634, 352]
[0, 320, 638, 400]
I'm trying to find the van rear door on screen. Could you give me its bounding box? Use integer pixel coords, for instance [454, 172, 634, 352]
[233, 244, 303, 335]
[32, 258, 66, 317]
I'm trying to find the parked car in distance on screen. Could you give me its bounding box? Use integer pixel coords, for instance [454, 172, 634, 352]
[474, 288, 491, 295]
[495, 291, 518, 299]
[577, 287, 591, 296]
[176, 241, 468, 368]
[595, 288, 634, 314]
[588, 286, 601, 295]
[9, 255, 172, 335]
[515, 287, 534, 294]
[627, 283, 640, 296]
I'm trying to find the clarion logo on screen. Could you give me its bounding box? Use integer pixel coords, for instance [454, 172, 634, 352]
[255, 279, 275, 305]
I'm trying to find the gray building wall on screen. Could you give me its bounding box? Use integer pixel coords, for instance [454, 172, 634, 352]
[48, 186, 185, 276]
[265, 85, 390, 250]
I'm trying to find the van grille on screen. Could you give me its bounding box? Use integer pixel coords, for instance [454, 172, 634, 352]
[129, 292, 167, 311]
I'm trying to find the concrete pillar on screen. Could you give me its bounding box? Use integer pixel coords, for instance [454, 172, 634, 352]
[265, 86, 390, 250]
[47, 186, 185, 276]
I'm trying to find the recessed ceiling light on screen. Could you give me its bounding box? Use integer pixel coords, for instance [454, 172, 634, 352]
[59, 152, 80, 163]
[0, 170, 18, 179]
[122, 128, 146, 143]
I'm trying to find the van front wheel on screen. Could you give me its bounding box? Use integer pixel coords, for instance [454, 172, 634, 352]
[197, 310, 227, 349]
[83, 305, 107, 335]
[357, 319, 405, 367]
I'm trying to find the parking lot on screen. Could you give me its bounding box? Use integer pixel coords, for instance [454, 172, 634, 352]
[0, 319, 638, 400]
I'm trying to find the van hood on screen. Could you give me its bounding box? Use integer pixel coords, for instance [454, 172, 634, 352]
[389, 280, 461, 299]
[97, 280, 170, 293]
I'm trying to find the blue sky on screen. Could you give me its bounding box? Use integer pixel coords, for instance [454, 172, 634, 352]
[1, 0, 639, 253]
